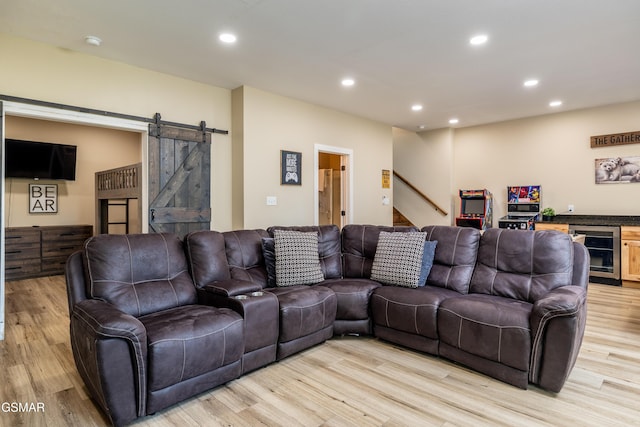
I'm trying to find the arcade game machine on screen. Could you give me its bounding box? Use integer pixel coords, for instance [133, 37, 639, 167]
[455, 189, 493, 230]
[498, 185, 541, 230]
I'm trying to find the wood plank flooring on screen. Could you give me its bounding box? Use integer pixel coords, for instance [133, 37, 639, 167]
[1, 276, 639, 426]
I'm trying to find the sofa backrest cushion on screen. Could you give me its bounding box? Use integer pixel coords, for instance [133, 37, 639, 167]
[223, 229, 269, 287]
[470, 228, 574, 302]
[268, 225, 342, 279]
[184, 230, 231, 288]
[421, 225, 481, 293]
[83, 233, 196, 317]
[341, 224, 420, 278]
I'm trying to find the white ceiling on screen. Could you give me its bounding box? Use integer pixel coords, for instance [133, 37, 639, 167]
[2, 0, 640, 131]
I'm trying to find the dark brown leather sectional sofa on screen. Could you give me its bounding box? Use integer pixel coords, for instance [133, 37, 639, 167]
[65, 224, 589, 426]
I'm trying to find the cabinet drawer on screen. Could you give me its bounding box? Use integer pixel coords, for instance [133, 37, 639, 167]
[5, 258, 41, 280]
[621, 226, 640, 241]
[41, 256, 70, 276]
[42, 241, 85, 258]
[41, 225, 92, 258]
[41, 226, 92, 243]
[5, 229, 41, 246]
[535, 223, 569, 233]
[5, 246, 40, 261]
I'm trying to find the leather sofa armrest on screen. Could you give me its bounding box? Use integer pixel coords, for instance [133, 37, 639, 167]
[65, 251, 87, 313]
[200, 279, 263, 297]
[529, 286, 588, 392]
[530, 285, 586, 332]
[70, 299, 148, 423]
[73, 299, 148, 344]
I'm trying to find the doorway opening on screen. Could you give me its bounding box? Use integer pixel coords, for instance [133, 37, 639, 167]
[314, 145, 353, 228]
[1, 100, 149, 341]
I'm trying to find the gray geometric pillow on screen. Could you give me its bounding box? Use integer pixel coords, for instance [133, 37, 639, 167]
[274, 230, 325, 287]
[371, 231, 427, 288]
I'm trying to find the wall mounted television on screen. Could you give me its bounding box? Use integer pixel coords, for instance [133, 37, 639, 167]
[4, 138, 77, 180]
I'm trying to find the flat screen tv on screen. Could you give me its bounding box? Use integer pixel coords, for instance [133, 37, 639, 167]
[4, 139, 77, 180]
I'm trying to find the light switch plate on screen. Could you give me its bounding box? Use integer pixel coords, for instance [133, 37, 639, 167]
[266, 196, 277, 206]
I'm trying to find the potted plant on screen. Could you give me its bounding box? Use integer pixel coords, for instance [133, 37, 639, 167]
[541, 207, 556, 221]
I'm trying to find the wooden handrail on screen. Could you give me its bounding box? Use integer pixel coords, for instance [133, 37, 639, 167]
[393, 170, 449, 216]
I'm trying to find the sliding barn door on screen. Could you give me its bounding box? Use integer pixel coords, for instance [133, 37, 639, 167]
[148, 123, 211, 237]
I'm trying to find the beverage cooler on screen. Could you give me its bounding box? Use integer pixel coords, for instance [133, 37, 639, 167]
[569, 224, 621, 285]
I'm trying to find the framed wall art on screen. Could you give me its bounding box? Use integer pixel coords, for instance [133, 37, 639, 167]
[595, 156, 640, 184]
[281, 150, 302, 185]
[29, 183, 58, 213]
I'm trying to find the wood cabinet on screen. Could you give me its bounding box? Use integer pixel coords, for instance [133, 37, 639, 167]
[621, 226, 640, 288]
[534, 222, 569, 233]
[4, 225, 92, 280]
[5, 228, 42, 280]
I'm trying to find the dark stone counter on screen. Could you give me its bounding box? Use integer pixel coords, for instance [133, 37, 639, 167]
[539, 214, 640, 227]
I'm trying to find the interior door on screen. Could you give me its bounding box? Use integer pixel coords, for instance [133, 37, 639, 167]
[318, 169, 333, 225]
[148, 123, 211, 237]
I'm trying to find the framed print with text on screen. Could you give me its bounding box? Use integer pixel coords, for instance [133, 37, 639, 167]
[281, 150, 302, 185]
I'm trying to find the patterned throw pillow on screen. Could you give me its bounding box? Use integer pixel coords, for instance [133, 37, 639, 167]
[371, 231, 427, 288]
[274, 230, 325, 287]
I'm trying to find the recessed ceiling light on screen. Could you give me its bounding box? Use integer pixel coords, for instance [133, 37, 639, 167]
[84, 35, 102, 46]
[219, 33, 237, 44]
[549, 100, 563, 107]
[341, 78, 355, 87]
[411, 104, 423, 112]
[524, 79, 539, 87]
[449, 118, 459, 125]
[469, 34, 488, 45]
[418, 125, 426, 130]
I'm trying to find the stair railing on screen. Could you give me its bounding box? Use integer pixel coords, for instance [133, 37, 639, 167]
[393, 170, 449, 216]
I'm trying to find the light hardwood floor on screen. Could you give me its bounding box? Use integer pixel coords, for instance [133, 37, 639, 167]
[1, 276, 639, 426]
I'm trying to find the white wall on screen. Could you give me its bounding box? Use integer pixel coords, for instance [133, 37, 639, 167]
[236, 86, 393, 229]
[0, 33, 234, 231]
[453, 101, 640, 220]
[393, 127, 453, 226]
[1, 34, 397, 231]
[394, 100, 640, 227]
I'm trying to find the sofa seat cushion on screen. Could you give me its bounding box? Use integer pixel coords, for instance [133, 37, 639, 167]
[140, 305, 244, 392]
[438, 294, 532, 371]
[319, 278, 381, 321]
[371, 286, 461, 340]
[268, 285, 337, 343]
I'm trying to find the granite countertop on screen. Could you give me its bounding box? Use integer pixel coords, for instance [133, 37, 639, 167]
[538, 214, 640, 227]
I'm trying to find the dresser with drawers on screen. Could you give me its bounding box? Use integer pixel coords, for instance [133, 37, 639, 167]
[5, 225, 93, 280]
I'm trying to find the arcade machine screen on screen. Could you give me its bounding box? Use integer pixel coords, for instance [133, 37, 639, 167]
[462, 198, 486, 216]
